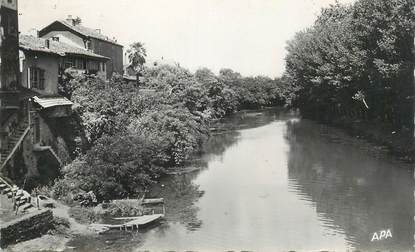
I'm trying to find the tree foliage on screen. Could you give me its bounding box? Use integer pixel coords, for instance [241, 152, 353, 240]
[56, 59, 289, 200]
[285, 0, 414, 129]
[126, 42, 147, 74]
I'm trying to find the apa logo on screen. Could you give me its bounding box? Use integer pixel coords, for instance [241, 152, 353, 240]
[371, 229, 392, 242]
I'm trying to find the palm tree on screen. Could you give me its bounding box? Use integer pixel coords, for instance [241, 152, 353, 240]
[127, 42, 147, 75]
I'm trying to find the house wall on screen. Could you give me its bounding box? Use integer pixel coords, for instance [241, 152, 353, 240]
[3, 112, 71, 186]
[90, 38, 123, 79]
[60, 56, 107, 79]
[21, 52, 60, 95]
[0, 3, 19, 90]
[41, 30, 85, 49]
[39, 22, 123, 79]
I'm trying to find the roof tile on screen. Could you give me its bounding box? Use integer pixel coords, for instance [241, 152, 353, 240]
[19, 35, 110, 60]
[59, 20, 122, 46]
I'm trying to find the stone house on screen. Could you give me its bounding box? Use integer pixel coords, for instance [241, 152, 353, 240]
[38, 15, 124, 79]
[0, 0, 28, 178]
[0, 31, 110, 185]
[19, 34, 110, 83]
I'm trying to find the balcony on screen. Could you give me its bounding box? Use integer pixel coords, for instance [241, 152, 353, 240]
[32, 96, 73, 118]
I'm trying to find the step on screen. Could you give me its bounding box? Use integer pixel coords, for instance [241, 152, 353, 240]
[2, 187, 11, 194]
[16, 200, 26, 207]
[21, 203, 33, 211]
[0, 183, 7, 189]
[1, 152, 11, 157]
[19, 196, 29, 203]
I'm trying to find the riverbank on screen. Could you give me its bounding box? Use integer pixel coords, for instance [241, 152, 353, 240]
[327, 118, 414, 163]
[4, 199, 93, 252]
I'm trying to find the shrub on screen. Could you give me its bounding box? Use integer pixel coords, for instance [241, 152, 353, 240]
[129, 107, 210, 166]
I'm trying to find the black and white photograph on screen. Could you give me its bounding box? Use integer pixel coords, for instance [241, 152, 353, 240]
[0, 0, 414, 251]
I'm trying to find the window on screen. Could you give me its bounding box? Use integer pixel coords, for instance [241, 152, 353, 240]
[86, 41, 92, 50]
[89, 61, 99, 71]
[76, 59, 84, 69]
[100, 62, 106, 72]
[65, 58, 75, 68]
[6, 13, 17, 36]
[30, 67, 45, 90]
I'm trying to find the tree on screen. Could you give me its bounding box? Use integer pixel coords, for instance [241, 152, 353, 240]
[285, 0, 415, 127]
[73, 17, 82, 25]
[127, 42, 147, 78]
[62, 134, 165, 200]
[129, 107, 209, 166]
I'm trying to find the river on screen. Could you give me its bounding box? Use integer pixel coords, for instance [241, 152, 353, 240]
[68, 108, 414, 252]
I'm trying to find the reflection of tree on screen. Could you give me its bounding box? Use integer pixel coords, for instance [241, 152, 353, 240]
[285, 119, 413, 251]
[205, 107, 298, 161]
[202, 131, 240, 159]
[214, 107, 295, 132]
[147, 173, 204, 231]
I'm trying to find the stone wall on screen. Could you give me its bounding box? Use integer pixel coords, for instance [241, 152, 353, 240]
[0, 209, 53, 248]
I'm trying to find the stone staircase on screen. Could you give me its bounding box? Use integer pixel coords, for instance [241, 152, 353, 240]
[0, 120, 30, 170]
[0, 177, 34, 213]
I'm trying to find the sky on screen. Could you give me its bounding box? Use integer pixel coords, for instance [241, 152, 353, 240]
[18, 0, 355, 78]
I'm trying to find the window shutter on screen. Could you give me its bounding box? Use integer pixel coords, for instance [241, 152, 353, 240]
[40, 69, 45, 90]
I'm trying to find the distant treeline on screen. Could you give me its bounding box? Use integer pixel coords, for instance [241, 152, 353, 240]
[285, 0, 414, 131]
[41, 65, 290, 201]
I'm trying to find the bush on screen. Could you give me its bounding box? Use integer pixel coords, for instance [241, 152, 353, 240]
[61, 134, 166, 200]
[130, 106, 210, 166]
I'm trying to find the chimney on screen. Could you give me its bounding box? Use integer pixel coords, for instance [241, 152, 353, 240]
[95, 29, 101, 34]
[66, 15, 75, 25]
[45, 39, 50, 49]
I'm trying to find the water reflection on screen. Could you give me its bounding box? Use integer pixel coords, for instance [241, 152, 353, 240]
[285, 119, 414, 251]
[147, 173, 204, 231]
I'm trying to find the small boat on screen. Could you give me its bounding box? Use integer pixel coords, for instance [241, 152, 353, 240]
[90, 213, 164, 234]
[89, 198, 166, 234]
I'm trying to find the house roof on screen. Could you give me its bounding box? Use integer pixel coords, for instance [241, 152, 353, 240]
[19, 35, 110, 61]
[33, 96, 73, 109]
[41, 20, 122, 47]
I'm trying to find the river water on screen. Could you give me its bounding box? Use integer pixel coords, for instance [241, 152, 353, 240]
[69, 108, 414, 252]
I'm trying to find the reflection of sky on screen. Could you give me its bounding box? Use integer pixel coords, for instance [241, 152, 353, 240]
[138, 118, 351, 252]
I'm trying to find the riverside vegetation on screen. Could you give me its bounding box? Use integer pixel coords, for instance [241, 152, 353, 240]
[34, 0, 414, 209]
[285, 0, 414, 157]
[35, 64, 290, 202]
